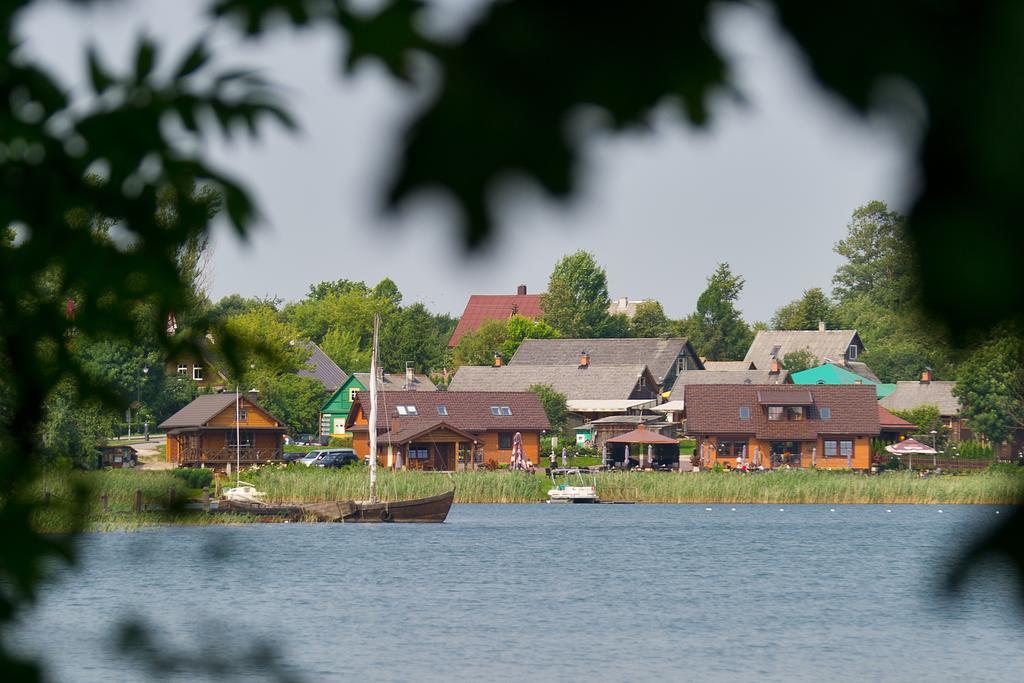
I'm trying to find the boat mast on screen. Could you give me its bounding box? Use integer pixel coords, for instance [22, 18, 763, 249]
[368, 313, 380, 503]
[235, 385, 241, 487]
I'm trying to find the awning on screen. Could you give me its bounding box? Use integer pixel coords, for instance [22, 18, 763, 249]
[567, 399, 658, 413]
[651, 400, 685, 413]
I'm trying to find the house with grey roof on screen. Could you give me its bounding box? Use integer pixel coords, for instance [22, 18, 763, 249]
[509, 337, 703, 392]
[743, 325, 878, 382]
[449, 364, 659, 421]
[878, 370, 969, 440]
[160, 393, 286, 469]
[703, 360, 757, 371]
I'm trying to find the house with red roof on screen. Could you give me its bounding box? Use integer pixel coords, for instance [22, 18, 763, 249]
[448, 285, 543, 347]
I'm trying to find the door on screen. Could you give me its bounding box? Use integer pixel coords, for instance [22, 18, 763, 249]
[431, 443, 454, 471]
[770, 441, 802, 468]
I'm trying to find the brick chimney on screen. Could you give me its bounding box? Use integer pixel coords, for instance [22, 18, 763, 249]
[818, 320, 826, 332]
[405, 362, 414, 387]
[769, 358, 780, 374]
[921, 367, 932, 384]
[579, 351, 590, 369]
[517, 284, 527, 295]
[493, 352, 504, 368]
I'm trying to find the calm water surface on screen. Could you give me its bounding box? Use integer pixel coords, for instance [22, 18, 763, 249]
[10, 504, 1024, 682]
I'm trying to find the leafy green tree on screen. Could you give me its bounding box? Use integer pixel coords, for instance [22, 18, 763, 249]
[453, 318, 508, 367]
[780, 348, 818, 373]
[528, 384, 568, 433]
[832, 202, 916, 309]
[380, 302, 452, 373]
[630, 301, 673, 337]
[770, 288, 838, 330]
[954, 333, 1024, 444]
[38, 381, 120, 466]
[890, 405, 946, 443]
[540, 251, 611, 338]
[209, 294, 279, 323]
[501, 315, 560, 360]
[685, 263, 753, 361]
[307, 278, 370, 301]
[371, 277, 403, 309]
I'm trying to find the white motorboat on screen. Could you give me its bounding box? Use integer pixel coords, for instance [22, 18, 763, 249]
[547, 468, 600, 503]
[222, 481, 266, 504]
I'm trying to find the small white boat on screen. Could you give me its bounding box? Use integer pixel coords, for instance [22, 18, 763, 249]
[547, 468, 599, 504]
[223, 482, 267, 505]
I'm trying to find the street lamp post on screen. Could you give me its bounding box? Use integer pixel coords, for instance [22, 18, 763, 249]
[930, 429, 938, 468]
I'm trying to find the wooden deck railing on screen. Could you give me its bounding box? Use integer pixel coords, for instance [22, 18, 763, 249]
[180, 448, 282, 463]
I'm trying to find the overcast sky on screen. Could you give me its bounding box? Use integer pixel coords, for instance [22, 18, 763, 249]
[20, 0, 913, 322]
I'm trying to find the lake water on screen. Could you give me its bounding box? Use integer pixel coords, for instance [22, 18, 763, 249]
[9, 504, 1024, 682]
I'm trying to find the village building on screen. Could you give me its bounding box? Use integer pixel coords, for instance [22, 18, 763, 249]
[878, 369, 969, 441]
[790, 363, 895, 399]
[654, 365, 792, 424]
[878, 405, 918, 442]
[744, 325, 878, 382]
[295, 341, 347, 393]
[509, 337, 703, 392]
[584, 414, 678, 454]
[607, 296, 651, 318]
[684, 384, 880, 470]
[345, 391, 549, 470]
[320, 368, 436, 436]
[160, 393, 286, 469]
[448, 284, 543, 347]
[448, 362, 659, 423]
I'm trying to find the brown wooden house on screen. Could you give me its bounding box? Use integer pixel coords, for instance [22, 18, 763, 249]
[346, 391, 550, 471]
[160, 394, 286, 469]
[685, 384, 880, 470]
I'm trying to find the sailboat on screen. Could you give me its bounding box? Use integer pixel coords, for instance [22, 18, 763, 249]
[224, 313, 454, 522]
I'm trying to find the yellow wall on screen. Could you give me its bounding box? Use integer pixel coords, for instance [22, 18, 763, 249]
[697, 435, 872, 470]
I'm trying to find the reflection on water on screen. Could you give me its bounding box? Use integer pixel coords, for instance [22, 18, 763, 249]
[11, 505, 1024, 682]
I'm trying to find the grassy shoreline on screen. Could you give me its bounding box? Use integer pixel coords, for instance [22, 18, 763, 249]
[25, 466, 1024, 531]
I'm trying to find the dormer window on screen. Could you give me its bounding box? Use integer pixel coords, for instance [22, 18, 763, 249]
[768, 406, 784, 421]
[848, 344, 858, 360]
[786, 406, 805, 421]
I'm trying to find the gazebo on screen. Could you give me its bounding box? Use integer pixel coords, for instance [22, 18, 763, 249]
[606, 424, 678, 469]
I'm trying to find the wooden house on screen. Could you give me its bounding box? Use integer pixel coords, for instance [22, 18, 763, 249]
[345, 391, 550, 470]
[96, 445, 138, 469]
[684, 384, 880, 470]
[160, 394, 286, 469]
[320, 369, 436, 437]
[878, 370, 970, 441]
[744, 325, 879, 382]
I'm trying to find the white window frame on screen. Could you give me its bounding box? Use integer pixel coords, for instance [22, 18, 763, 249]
[396, 406, 408, 416]
[840, 440, 854, 457]
[192, 366, 203, 381]
[824, 440, 838, 457]
[848, 344, 858, 360]
[177, 363, 188, 375]
[437, 405, 448, 416]
[500, 406, 512, 416]
[349, 388, 359, 402]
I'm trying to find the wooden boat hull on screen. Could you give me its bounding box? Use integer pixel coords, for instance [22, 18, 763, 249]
[301, 489, 455, 523]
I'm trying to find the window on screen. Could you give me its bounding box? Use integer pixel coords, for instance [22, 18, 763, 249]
[491, 406, 513, 416]
[500, 406, 512, 416]
[739, 407, 750, 421]
[177, 364, 188, 375]
[490, 406, 501, 416]
[349, 388, 359, 402]
[820, 407, 831, 420]
[437, 405, 448, 416]
[396, 405, 408, 416]
[768, 406, 784, 421]
[226, 430, 253, 447]
[677, 356, 689, 373]
[848, 344, 858, 360]
[405, 406, 418, 416]
[840, 440, 853, 457]
[771, 345, 782, 359]
[498, 433, 513, 449]
[786, 406, 805, 421]
[238, 409, 248, 422]
[192, 366, 203, 381]
[824, 440, 838, 457]
[408, 447, 429, 460]
[638, 376, 646, 390]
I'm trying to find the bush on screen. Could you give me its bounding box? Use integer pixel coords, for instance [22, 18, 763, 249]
[952, 441, 993, 460]
[328, 434, 353, 448]
[171, 468, 214, 489]
[986, 462, 1019, 475]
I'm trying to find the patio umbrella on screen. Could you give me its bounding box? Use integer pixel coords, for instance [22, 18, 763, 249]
[646, 444, 653, 469]
[623, 444, 630, 468]
[561, 446, 568, 468]
[885, 437, 937, 471]
[395, 449, 404, 470]
[509, 432, 528, 471]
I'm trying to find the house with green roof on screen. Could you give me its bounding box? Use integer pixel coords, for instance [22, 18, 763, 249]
[320, 370, 437, 436]
[790, 363, 895, 399]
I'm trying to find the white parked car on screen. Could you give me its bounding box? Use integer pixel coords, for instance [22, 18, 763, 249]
[299, 450, 325, 467]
